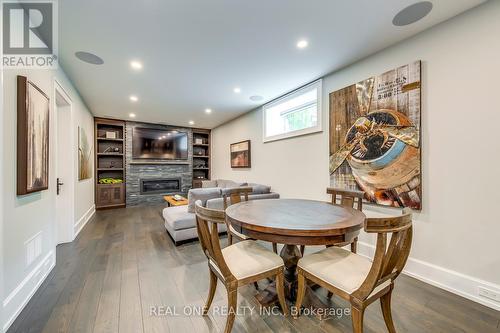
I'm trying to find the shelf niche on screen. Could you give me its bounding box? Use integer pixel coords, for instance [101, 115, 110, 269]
[192, 129, 211, 188]
[94, 118, 126, 209]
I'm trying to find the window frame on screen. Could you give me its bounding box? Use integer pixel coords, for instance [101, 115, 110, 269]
[262, 79, 322, 143]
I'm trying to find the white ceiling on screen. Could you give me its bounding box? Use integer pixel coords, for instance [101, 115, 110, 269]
[59, 0, 486, 128]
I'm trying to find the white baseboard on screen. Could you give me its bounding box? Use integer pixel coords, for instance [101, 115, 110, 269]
[74, 205, 95, 239]
[357, 241, 500, 311]
[2, 250, 56, 332]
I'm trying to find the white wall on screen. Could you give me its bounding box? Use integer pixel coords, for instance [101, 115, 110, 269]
[1, 66, 94, 331]
[73, 96, 96, 235]
[0, 36, 5, 333]
[212, 1, 500, 310]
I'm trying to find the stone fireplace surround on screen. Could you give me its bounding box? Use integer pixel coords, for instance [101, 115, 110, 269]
[125, 121, 193, 206]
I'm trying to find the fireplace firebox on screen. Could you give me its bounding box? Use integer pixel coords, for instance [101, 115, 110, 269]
[140, 178, 181, 194]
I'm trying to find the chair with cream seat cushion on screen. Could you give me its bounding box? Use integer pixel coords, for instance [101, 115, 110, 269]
[222, 187, 252, 244]
[228, 224, 247, 240]
[326, 187, 365, 252]
[299, 187, 365, 256]
[295, 209, 413, 333]
[195, 200, 288, 333]
[214, 240, 283, 280]
[298, 247, 390, 296]
[223, 187, 278, 253]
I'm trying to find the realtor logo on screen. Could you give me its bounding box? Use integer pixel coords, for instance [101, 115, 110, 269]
[2, 0, 58, 68]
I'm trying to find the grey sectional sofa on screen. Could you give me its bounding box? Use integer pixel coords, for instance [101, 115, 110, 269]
[163, 179, 279, 245]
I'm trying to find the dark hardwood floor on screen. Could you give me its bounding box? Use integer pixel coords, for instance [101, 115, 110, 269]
[7, 205, 500, 333]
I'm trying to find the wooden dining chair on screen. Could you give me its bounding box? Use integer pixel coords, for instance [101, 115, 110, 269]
[222, 187, 252, 246]
[223, 187, 261, 289]
[294, 208, 413, 333]
[326, 187, 365, 253]
[195, 200, 288, 333]
[299, 187, 364, 256]
[223, 187, 278, 254]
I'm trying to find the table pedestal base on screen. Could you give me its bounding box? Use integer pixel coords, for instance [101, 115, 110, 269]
[281, 244, 301, 300]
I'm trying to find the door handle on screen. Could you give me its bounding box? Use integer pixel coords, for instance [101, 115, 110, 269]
[57, 178, 64, 195]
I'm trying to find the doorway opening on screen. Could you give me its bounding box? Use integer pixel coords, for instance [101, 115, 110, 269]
[54, 81, 75, 244]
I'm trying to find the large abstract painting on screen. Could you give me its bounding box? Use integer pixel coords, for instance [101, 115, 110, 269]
[17, 76, 50, 195]
[78, 127, 92, 180]
[329, 61, 421, 209]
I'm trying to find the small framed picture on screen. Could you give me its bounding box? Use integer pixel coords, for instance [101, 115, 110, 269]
[105, 131, 117, 139]
[195, 138, 204, 144]
[230, 140, 251, 168]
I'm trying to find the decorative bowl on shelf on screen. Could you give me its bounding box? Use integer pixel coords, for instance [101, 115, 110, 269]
[98, 178, 123, 184]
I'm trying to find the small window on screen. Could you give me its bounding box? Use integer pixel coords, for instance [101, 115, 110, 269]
[263, 80, 322, 142]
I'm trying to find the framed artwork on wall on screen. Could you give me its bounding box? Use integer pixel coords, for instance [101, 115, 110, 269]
[17, 75, 50, 195]
[78, 126, 92, 180]
[329, 61, 422, 209]
[230, 140, 251, 168]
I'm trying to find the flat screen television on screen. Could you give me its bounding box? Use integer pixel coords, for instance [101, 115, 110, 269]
[132, 128, 188, 160]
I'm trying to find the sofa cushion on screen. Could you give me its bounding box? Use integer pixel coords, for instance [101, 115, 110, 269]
[249, 192, 280, 200]
[201, 180, 217, 188]
[206, 192, 280, 210]
[216, 179, 247, 188]
[247, 183, 271, 195]
[206, 197, 225, 210]
[162, 205, 196, 231]
[187, 188, 221, 213]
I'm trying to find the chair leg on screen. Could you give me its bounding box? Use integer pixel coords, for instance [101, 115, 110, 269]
[224, 289, 237, 333]
[299, 245, 305, 256]
[253, 282, 259, 290]
[327, 291, 333, 299]
[203, 270, 217, 315]
[276, 271, 289, 316]
[294, 272, 306, 318]
[228, 232, 233, 245]
[351, 237, 358, 253]
[351, 306, 364, 333]
[268, 243, 278, 283]
[380, 290, 396, 333]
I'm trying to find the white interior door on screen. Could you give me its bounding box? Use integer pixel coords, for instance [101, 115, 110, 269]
[55, 86, 74, 244]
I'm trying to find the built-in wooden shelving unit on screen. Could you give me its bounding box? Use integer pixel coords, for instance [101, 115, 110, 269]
[192, 129, 211, 188]
[94, 118, 126, 209]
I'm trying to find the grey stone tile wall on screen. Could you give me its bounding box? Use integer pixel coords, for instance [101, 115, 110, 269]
[125, 121, 193, 206]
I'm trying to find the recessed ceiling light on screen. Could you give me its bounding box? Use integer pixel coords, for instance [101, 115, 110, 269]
[189, 120, 195, 125]
[250, 95, 263, 102]
[130, 60, 143, 70]
[233, 87, 241, 94]
[296, 39, 308, 49]
[75, 51, 104, 65]
[129, 113, 136, 118]
[167, 133, 171, 136]
[129, 95, 138, 102]
[205, 108, 212, 114]
[393, 1, 433, 26]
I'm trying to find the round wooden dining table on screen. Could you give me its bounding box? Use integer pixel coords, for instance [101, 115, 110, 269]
[225, 198, 366, 304]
